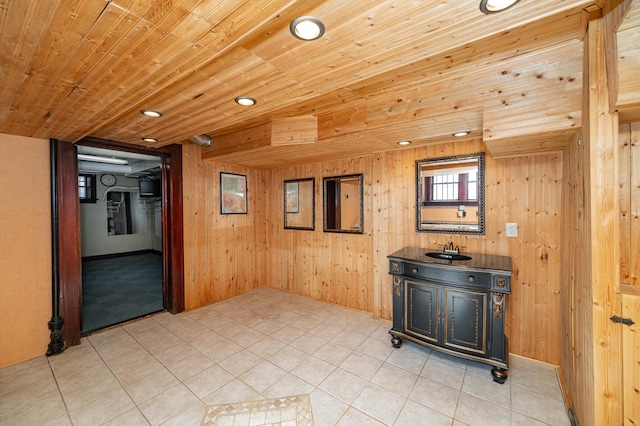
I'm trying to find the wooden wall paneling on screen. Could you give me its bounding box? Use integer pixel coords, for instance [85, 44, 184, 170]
[616, 3, 640, 109]
[264, 157, 374, 313]
[558, 131, 581, 420]
[489, 154, 564, 363]
[371, 153, 386, 319]
[369, 139, 563, 364]
[483, 148, 505, 256]
[548, 154, 564, 359]
[619, 123, 632, 285]
[538, 155, 563, 360]
[629, 123, 640, 286]
[371, 149, 416, 319]
[585, 12, 622, 426]
[195, 135, 563, 365]
[619, 121, 640, 425]
[501, 157, 530, 358]
[182, 144, 265, 310]
[602, 0, 633, 111]
[253, 168, 270, 298]
[621, 292, 640, 425]
[560, 131, 585, 422]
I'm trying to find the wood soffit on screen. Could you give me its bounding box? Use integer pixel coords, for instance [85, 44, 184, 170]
[1, 0, 638, 168]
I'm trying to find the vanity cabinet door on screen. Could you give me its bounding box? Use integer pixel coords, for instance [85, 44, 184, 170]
[405, 280, 440, 344]
[443, 288, 487, 355]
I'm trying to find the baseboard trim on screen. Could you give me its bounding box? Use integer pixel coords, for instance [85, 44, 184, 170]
[558, 367, 579, 426]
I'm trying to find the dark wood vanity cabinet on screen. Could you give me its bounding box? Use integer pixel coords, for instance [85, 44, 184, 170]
[388, 247, 512, 383]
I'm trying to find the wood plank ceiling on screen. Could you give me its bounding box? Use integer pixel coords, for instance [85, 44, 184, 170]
[1, 0, 638, 168]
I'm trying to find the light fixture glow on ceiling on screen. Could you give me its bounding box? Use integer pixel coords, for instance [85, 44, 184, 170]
[452, 131, 470, 137]
[397, 140, 412, 145]
[142, 137, 158, 143]
[479, 0, 521, 13]
[290, 16, 325, 41]
[77, 154, 129, 165]
[140, 109, 163, 118]
[235, 96, 257, 106]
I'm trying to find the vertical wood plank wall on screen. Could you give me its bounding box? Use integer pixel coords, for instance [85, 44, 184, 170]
[620, 122, 640, 287]
[181, 144, 268, 309]
[561, 12, 624, 425]
[561, 130, 592, 424]
[264, 157, 375, 312]
[619, 122, 640, 426]
[183, 142, 564, 365]
[372, 140, 563, 364]
[584, 14, 622, 426]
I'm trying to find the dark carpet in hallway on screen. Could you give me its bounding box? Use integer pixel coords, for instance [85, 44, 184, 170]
[82, 253, 163, 333]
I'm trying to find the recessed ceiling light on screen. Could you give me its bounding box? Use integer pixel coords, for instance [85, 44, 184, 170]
[141, 109, 163, 118]
[142, 137, 158, 143]
[235, 96, 257, 106]
[397, 140, 412, 146]
[479, 0, 521, 13]
[290, 16, 325, 41]
[452, 131, 471, 137]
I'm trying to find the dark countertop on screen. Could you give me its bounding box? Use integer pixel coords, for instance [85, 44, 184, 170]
[388, 246, 513, 275]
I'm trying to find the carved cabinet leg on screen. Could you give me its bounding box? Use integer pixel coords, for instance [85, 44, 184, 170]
[390, 335, 403, 348]
[491, 367, 508, 384]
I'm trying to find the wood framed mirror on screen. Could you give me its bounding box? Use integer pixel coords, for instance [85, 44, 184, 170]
[284, 178, 315, 230]
[323, 174, 364, 234]
[416, 153, 485, 234]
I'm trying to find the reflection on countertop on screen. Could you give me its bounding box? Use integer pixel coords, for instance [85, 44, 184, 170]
[388, 246, 512, 274]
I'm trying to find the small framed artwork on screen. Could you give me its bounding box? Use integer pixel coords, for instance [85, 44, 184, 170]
[285, 181, 299, 213]
[220, 172, 247, 214]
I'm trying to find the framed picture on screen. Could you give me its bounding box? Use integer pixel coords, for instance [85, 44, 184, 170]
[220, 172, 247, 214]
[285, 181, 299, 213]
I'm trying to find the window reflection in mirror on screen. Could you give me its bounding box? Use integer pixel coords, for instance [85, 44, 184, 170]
[323, 174, 364, 234]
[416, 153, 485, 234]
[284, 178, 315, 230]
[107, 191, 136, 235]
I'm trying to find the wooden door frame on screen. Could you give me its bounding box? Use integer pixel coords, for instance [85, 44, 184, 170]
[57, 138, 184, 346]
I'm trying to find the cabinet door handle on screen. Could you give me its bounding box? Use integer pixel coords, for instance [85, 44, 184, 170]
[412, 268, 419, 274]
[493, 293, 504, 318]
[468, 275, 475, 283]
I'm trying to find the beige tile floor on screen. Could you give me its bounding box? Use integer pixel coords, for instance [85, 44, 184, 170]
[0, 288, 570, 426]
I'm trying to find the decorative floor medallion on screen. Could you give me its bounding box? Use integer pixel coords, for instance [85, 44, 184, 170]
[201, 394, 314, 426]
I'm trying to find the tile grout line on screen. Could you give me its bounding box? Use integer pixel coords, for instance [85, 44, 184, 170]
[2, 288, 571, 426]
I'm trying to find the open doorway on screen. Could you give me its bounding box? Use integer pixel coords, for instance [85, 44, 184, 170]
[77, 145, 164, 333]
[54, 139, 184, 347]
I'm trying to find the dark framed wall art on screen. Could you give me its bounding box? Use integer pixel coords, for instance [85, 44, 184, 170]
[220, 172, 247, 214]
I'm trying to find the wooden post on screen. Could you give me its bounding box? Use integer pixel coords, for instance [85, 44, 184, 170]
[585, 10, 622, 426]
[46, 139, 65, 356]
